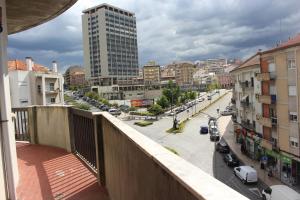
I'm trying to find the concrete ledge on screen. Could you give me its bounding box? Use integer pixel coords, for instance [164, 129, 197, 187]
[101, 112, 248, 200]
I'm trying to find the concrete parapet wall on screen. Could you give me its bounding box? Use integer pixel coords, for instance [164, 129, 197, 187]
[101, 112, 248, 200]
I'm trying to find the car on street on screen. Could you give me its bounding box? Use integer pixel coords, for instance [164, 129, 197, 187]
[220, 110, 234, 116]
[233, 166, 258, 184]
[261, 185, 300, 200]
[216, 140, 230, 153]
[223, 153, 239, 167]
[209, 126, 220, 141]
[168, 111, 175, 116]
[108, 108, 121, 116]
[207, 95, 212, 100]
[200, 126, 208, 134]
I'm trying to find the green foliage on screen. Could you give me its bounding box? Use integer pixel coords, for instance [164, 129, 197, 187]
[129, 106, 137, 111]
[134, 121, 153, 127]
[166, 119, 188, 133]
[207, 83, 221, 92]
[188, 91, 197, 100]
[129, 111, 154, 116]
[180, 91, 197, 103]
[75, 103, 91, 110]
[156, 95, 170, 109]
[162, 80, 181, 105]
[148, 104, 163, 116]
[69, 85, 78, 91]
[112, 103, 119, 108]
[85, 91, 100, 100]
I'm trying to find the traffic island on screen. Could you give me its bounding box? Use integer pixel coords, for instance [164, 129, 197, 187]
[166, 119, 188, 134]
[134, 120, 153, 127]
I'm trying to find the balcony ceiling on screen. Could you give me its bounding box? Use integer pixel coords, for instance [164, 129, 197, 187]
[7, 0, 77, 35]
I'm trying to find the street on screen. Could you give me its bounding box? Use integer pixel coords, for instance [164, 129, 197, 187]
[124, 92, 267, 200]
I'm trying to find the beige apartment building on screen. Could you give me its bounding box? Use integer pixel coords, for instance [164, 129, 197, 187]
[175, 62, 196, 88]
[255, 35, 300, 185]
[143, 61, 160, 86]
[64, 66, 85, 86]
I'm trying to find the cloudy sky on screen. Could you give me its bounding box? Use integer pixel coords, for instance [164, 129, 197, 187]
[8, 0, 300, 73]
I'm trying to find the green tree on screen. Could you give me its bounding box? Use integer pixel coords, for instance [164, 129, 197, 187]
[156, 95, 170, 109]
[162, 80, 181, 105]
[188, 91, 197, 100]
[148, 104, 163, 116]
[180, 92, 189, 104]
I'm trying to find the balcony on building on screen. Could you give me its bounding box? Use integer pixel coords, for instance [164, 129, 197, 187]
[258, 94, 276, 104]
[256, 114, 275, 128]
[241, 120, 254, 130]
[12, 106, 247, 200]
[255, 72, 276, 81]
[240, 95, 252, 109]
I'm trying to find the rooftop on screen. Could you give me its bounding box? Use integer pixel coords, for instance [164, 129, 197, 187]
[8, 60, 49, 72]
[263, 33, 300, 54]
[82, 3, 134, 16]
[230, 54, 260, 73]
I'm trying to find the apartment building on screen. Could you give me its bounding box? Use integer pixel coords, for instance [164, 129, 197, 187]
[231, 54, 263, 160]
[256, 35, 300, 185]
[217, 65, 237, 89]
[8, 58, 64, 107]
[64, 66, 85, 86]
[143, 61, 160, 86]
[193, 69, 218, 91]
[82, 3, 138, 86]
[175, 62, 196, 89]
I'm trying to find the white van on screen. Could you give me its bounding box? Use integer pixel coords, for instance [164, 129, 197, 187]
[262, 185, 300, 200]
[233, 166, 257, 184]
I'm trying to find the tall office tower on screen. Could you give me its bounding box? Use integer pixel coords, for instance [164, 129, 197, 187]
[82, 3, 139, 86]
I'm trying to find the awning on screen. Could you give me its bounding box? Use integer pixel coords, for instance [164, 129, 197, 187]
[241, 95, 249, 102]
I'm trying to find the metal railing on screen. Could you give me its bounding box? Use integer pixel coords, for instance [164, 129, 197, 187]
[12, 108, 29, 141]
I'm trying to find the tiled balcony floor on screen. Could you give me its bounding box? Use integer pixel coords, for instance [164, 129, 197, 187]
[16, 142, 109, 200]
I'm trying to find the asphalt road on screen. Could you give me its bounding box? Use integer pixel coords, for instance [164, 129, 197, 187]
[125, 92, 267, 200]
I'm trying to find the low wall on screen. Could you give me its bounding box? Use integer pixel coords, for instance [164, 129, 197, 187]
[101, 112, 248, 200]
[28, 106, 71, 152]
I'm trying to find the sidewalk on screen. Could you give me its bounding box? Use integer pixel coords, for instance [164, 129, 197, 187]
[218, 116, 282, 187]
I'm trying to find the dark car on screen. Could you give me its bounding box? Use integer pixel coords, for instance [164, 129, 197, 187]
[200, 126, 208, 134]
[223, 153, 240, 167]
[216, 141, 230, 153]
[209, 127, 220, 141]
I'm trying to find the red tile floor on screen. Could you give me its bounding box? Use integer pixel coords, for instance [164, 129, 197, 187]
[16, 142, 110, 200]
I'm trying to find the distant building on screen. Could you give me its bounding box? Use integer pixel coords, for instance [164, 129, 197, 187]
[82, 3, 138, 86]
[8, 57, 64, 107]
[175, 62, 197, 89]
[217, 65, 237, 89]
[143, 61, 160, 86]
[193, 69, 218, 91]
[64, 66, 86, 86]
[160, 64, 176, 82]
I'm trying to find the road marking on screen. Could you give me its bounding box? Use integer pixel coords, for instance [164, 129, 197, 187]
[249, 188, 262, 198]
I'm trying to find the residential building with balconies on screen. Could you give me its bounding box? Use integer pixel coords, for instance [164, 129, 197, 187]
[64, 65, 86, 87]
[230, 54, 263, 160]
[8, 58, 64, 107]
[143, 61, 161, 86]
[257, 34, 300, 185]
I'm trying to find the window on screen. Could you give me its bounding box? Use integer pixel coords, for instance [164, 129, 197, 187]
[49, 83, 55, 91]
[289, 112, 298, 122]
[50, 98, 55, 103]
[288, 86, 296, 96]
[37, 85, 41, 93]
[290, 137, 299, 148]
[288, 59, 296, 69]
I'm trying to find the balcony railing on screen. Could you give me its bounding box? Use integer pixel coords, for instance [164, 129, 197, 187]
[256, 114, 272, 128]
[241, 120, 254, 130]
[13, 106, 247, 200]
[255, 72, 276, 81]
[271, 116, 277, 126]
[258, 94, 276, 104]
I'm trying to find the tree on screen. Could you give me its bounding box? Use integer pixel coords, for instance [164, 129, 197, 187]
[148, 104, 163, 116]
[188, 91, 197, 100]
[156, 95, 170, 109]
[162, 80, 181, 105]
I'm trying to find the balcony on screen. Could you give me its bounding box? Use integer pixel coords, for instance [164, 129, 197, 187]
[255, 72, 276, 81]
[12, 106, 247, 200]
[241, 120, 254, 130]
[258, 94, 276, 104]
[256, 114, 272, 128]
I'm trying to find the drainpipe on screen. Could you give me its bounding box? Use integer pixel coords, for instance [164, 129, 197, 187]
[0, 1, 18, 199]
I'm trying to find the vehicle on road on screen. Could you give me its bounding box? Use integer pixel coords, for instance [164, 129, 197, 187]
[233, 166, 257, 184]
[209, 126, 220, 141]
[261, 185, 300, 200]
[216, 141, 230, 153]
[223, 153, 239, 167]
[108, 108, 121, 116]
[168, 111, 175, 116]
[200, 126, 208, 134]
[220, 110, 234, 116]
[207, 95, 212, 100]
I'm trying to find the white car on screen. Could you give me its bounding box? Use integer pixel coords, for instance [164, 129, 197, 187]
[108, 108, 121, 116]
[262, 185, 300, 200]
[233, 166, 257, 184]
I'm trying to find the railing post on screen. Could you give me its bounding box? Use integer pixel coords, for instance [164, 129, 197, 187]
[68, 107, 75, 152]
[94, 114, 106, 186]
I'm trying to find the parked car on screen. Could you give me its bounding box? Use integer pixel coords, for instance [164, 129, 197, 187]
[216, 141, 230, 153]
[262, 185, 300, 200]
[207, 95, 212, 100]
[108, 108, 121, 116]
[200, 126, 208, 134]
[233, 166, 258, 184]
[209, 126, 220, 141]
[220, 110, 234, 116]
[101, 105, 110, 111]
[168, 111, 175, 116]
[223, 153, 239, 167]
